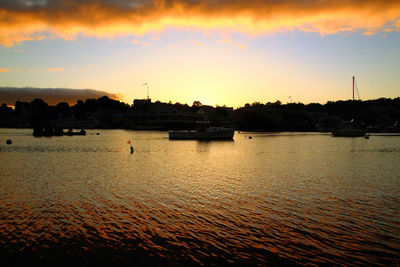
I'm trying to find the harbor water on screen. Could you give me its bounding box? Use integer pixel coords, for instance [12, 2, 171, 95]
[0, 129, 399, 266]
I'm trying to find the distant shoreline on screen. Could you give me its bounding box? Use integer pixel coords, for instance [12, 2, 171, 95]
[1, 96, 399, 133]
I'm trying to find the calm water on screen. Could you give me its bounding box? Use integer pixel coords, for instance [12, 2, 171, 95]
[0, 129, 400, 266]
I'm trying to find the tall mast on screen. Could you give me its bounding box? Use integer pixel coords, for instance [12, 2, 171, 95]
[352, 76, 355, 101]
[142, 83, 149, 100]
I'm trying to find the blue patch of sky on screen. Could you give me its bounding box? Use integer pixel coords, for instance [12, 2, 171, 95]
[250, 30, 400, 81]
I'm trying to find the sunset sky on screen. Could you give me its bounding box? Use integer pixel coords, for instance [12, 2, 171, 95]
[1, 0, 399, 107]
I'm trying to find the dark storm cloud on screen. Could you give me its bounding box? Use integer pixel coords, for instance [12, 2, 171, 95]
[0, 87, 122, 105]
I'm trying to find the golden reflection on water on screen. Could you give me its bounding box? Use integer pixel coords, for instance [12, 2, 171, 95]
[0, 129, 400, 265]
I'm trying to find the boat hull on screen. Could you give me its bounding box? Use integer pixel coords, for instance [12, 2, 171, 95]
[169, 129, 234, 140]
[331, 129, 366, 137]
[331, 121, 366, 137]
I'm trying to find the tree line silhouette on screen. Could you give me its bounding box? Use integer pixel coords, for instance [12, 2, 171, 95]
[1, 96, 399, 131]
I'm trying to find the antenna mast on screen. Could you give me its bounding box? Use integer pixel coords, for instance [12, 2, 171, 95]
[142, 83, 149, 100]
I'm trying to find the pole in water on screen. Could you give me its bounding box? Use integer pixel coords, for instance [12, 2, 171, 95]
[128, 140, 134, 153]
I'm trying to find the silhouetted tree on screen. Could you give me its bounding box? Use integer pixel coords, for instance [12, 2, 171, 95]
[192, 101, 202, 107]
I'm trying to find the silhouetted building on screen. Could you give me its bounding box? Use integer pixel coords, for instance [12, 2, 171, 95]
[128, 99, 202, 130]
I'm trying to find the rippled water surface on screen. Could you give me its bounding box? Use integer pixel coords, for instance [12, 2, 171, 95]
[1, 129, 400, 266]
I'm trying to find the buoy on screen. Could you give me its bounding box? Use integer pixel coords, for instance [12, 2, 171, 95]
[6, 139, 12, 144]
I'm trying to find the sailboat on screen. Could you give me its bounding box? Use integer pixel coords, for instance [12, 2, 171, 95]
[331, 120, 366, 137]
[331, 76, 366, 137]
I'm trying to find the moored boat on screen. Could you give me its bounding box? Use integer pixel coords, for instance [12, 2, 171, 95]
[332, 121, 366, 137]
[331, 76, 366, 137]
[169, 126, 234, 140]
[64, 128, 86, 136]
[382, 121, 400, 133]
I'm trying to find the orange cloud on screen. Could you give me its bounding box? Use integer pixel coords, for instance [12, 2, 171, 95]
[217, 37, 247, 50]
[0, 0, 399, 46]
[150, 36, 160, 41]
[80, 65, 93, 72]
[46, 68, 64, 72]
[12, 48, 24, 53]
[0, 68, 10, 72]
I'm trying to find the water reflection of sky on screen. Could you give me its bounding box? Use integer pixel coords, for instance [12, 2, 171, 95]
[0, 129, 400, 265]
